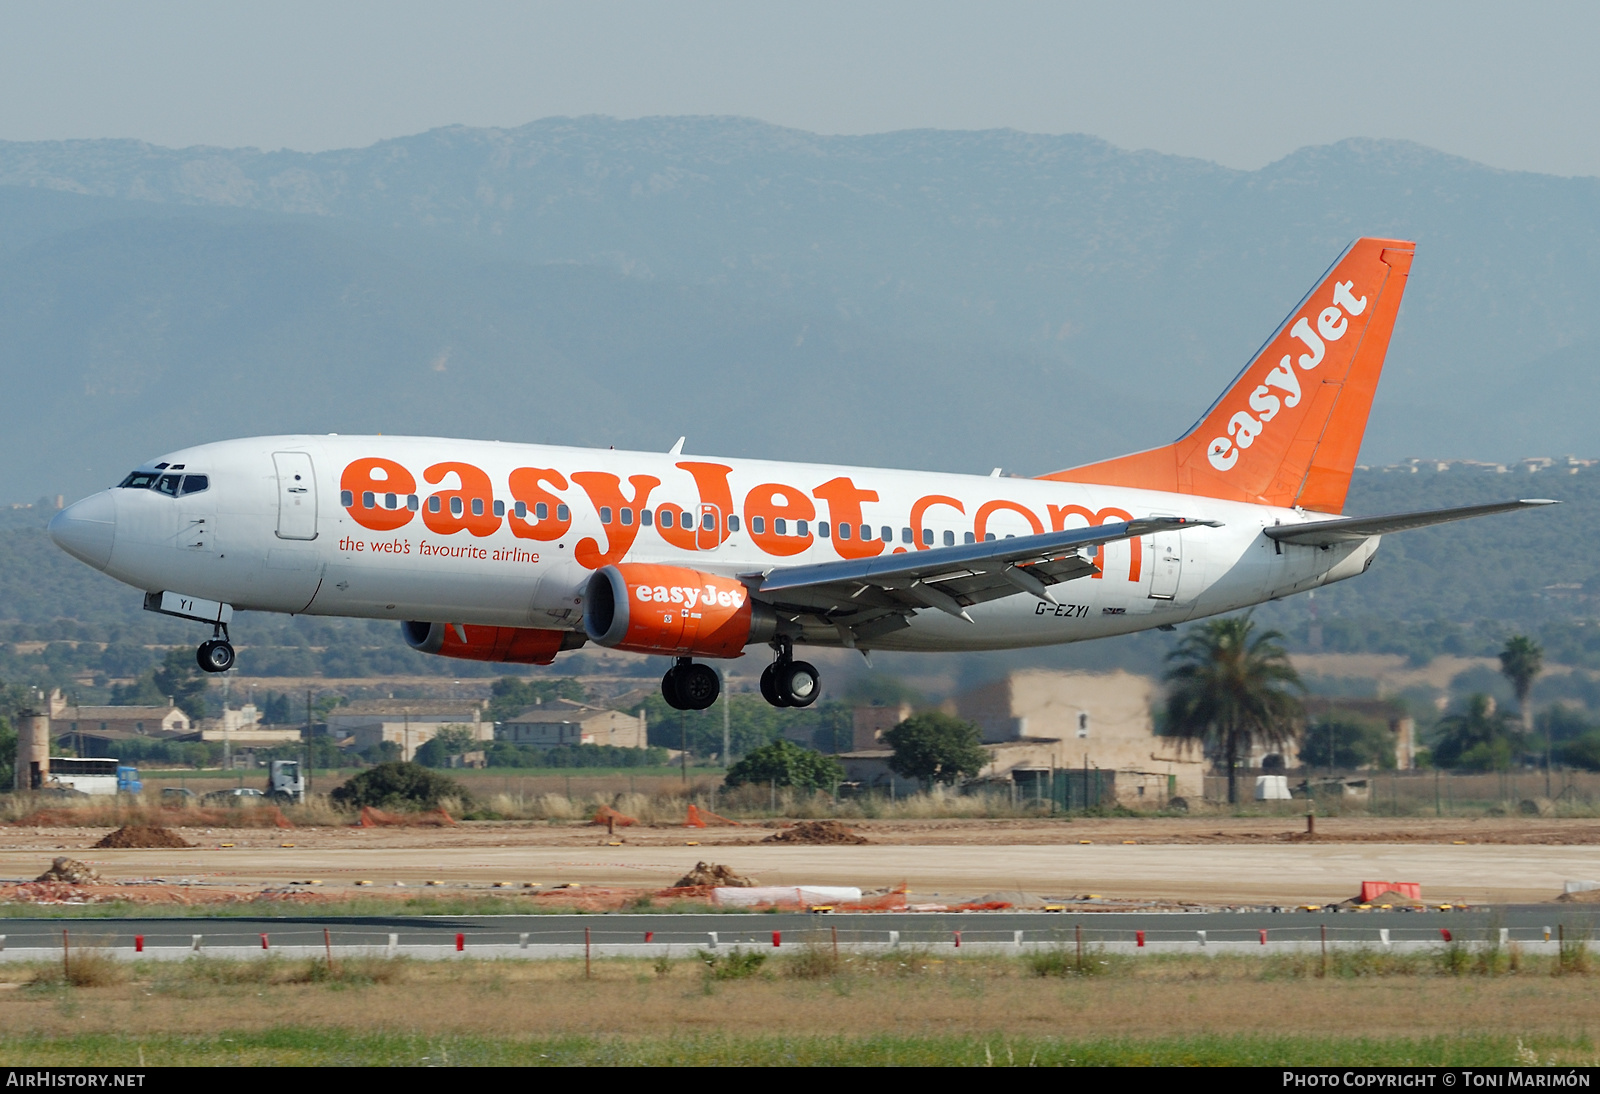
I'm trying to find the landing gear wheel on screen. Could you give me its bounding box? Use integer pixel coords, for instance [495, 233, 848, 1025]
[662, 661, 720, 711]
[759, 664, 784, 707]
[776, 660, 821, 708]
[677, 664, 720, 710]
[196, 639, 235, 674]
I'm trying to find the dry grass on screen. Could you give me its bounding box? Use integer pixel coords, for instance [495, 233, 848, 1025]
[1, 951, 1600, 1046]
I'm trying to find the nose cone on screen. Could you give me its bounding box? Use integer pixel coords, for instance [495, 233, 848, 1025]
[49, 491, 117, 570]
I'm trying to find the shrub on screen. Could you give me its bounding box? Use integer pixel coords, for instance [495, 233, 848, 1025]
[328, 762, 470, 811]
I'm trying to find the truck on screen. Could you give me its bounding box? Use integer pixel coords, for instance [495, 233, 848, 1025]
[267, 759, 304, 804]
[46, 758, 141, 796]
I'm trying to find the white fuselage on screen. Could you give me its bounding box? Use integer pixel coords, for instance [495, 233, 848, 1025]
[56, 435, 1378, 656]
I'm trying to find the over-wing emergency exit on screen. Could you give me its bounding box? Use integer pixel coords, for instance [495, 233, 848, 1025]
[48, 238, 1555, 709]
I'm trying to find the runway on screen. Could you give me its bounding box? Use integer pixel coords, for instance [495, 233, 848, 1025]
[11, 841, 1597, 905]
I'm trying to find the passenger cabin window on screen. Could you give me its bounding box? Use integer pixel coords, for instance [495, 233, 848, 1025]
[659, 509, 674, 528]
[450, 497, 464, 517]
[428, 496, 442, 513]
[177, 475, 208, 496]
[943, 530, 955, 547]
[493, 500, 505, 517]
[881, 526, 892, 542]
[640, 508, 653, 526]
[361, 490, 376, 509]
[728, 515, 740, 532]
[861, 524, 872, 541]
[534, 502, 547, 520]
[702, 512, 717, 531]
[921, 528, 933, 546]
[795, 519, 808, 536]
[835, 523, 849, 540]
[471, 498, 484, 517]
[556, 504, 570, 521]
[774, 518, 787, 536]
[340, 490, 354, 507]
[514, 501, 527, 519]
[819, 522, 831, 538]
[680, 510, 693, 528]
[385, 492, 398, 509]
[751, 516, 765, 534]
[902, 527, 913, 544]
[600, 506, 613, 525]
[964, 532, 975, 544]
[620, 508, 634, 527]
[407, 495, 419, 511]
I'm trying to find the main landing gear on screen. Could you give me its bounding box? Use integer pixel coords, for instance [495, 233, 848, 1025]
[195, 622, 235, 674]
[760, 637, 820, 709]
[661, 657, 720, 711]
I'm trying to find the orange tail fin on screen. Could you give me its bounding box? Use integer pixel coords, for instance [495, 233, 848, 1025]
[1040, 237, 1415, 513]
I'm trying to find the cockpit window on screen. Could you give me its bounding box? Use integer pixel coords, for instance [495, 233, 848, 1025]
[153, 474, 183, 497]
[118, 471, 159, 490]
[178, 475, 209, 496]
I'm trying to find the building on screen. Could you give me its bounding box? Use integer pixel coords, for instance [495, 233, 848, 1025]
[838, 670, 1206, 806]
[1303, 697, 1417, 770]
[953, 669, 1206, 806]
[50, 690, 193, 756]
[496, 699, 647, 750]
[323, 699, 490, 762]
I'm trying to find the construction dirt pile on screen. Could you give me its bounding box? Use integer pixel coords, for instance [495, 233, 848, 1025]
[35, 857, 100, 883]
[674, 861, 756, 888]
[93, 825, 196, 849]
[761, 821, 870, 845]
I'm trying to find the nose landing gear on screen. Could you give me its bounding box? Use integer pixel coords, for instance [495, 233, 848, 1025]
[661, 658, 721, 711]
[195, 623, 235, 674]
[759, 637, 820, 708]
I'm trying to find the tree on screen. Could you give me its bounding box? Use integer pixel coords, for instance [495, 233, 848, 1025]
[414, 726, 479, 768]
[1298, 714, 1396, 770]
[485, 676, 587, 724]
[329, 761, 470, 811]
[1431, 693, 1518, 771]
[1163, 615, 1304, 804]
[1499, 635, 1544, 737]
[882, 712, 989, 788]
[724, 738, 844, 792]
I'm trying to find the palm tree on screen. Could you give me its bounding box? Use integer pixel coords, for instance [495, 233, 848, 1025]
[1164, 614, 1305, 804]
[1498, 635, 1544, 737]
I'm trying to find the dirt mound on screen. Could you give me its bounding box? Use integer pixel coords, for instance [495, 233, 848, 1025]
[674, 861, 756, 888]
[93, 825, 195, 849]
[35, 857, 100, 883]
[761, 821, 869, 845]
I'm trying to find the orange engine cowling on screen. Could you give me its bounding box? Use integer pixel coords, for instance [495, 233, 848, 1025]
[401, 621, 585, 665]
[583, 564, 776, 657]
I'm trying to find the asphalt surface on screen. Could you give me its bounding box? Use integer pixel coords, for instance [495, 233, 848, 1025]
[7, 907, 1596, 952]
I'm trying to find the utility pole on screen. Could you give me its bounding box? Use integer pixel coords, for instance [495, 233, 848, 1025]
[721, 669, 731, 768]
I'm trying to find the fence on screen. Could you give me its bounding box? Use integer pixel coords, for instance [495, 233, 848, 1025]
[1202, 767, 1600, 815]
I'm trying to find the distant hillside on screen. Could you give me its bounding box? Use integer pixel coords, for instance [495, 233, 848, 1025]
[1, 118, 1598, 503]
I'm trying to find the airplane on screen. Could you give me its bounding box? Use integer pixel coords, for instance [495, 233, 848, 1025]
[48, 236, 1555, 711]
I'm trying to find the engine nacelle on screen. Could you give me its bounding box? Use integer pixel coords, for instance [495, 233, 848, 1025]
[583, 564, 775, 657]
[401, 621, 584, 665]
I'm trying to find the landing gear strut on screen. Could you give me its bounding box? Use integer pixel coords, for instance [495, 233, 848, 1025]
[661, 658, 720, 711]
[760, 636, 820, 708]
[196, 621, 235, 674]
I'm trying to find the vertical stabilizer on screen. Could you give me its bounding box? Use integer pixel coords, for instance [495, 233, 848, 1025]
[1040, 238, 1415, 513]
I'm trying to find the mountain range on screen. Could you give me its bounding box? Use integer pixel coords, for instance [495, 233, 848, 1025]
[1, 116, 1597, 503]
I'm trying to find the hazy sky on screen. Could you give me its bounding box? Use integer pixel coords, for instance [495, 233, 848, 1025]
[3, 1, 1598, 177]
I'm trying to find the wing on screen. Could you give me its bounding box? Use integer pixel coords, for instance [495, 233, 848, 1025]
[742, 516, 1219, 646]
[1264, 499, 1557, 547]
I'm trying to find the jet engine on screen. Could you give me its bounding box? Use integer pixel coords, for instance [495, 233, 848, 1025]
[401, 621, 584, 665]
[583, 563, 775, 657]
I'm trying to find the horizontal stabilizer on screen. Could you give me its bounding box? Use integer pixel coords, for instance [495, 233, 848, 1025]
[1264, 499, 1558, 547]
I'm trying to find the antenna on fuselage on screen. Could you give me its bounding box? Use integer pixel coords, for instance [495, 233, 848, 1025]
[669, 437, 686, 455]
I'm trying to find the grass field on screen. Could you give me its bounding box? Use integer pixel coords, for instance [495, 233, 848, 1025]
[1, 947, 1597, 1065]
